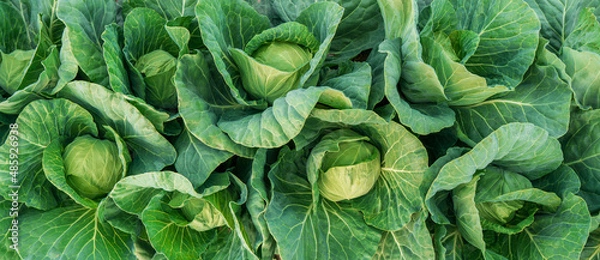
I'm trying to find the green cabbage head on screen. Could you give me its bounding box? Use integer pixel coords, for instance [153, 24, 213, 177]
[229, 22, 320, 104]
[181, 198, 227, 232]
[63, 135, 124, 199]
[312, 129, 381, 202]
[135, 49, 178, 109]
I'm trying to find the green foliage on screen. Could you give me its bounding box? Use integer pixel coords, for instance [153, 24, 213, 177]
[0, 0, 597, 259]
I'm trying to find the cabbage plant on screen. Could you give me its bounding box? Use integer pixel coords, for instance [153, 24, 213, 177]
[425, 123, 590, 259]
[0, 81, 176, 258]
[107, 171, 256, 259]
[0, 0, 63, 137]
[122, 8, 190, 111]
[373, 0, 572, 138]
[182, 0, 359, 151]
[264, 109, 433, 259]
[523, 0, 600, 110]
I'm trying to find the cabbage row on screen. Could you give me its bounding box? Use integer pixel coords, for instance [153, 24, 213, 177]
[0, 0, 599, 259]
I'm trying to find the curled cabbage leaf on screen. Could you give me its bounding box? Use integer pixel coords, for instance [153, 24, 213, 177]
[181, 198, 228, 232]
[474, 167, 532, 226]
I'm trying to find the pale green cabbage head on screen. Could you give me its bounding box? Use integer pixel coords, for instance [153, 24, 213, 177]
[229, 22, 319, 104]
[314, 129, 381, 202]
[63, 135, 124, 199]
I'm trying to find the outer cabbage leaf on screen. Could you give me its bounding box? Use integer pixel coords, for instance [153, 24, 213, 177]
[320, 62, 373, 110]
[372, 210, 435, 260]
[2, 0, 65, 48]
[378, 38, 455, 134]
[102, 23, 131, 95]
[271, 0, 385, 63]
[293, 108, 388, 149]
[523, 0, 583, 53]
[532, 165, 581, 199]
[562, 109, 600, 213]
[366, 40, 388, 109]
[432, 224, 484, 260]
[0, 50, 35, 94]
[217, 87, 351, 148]
[582, 221, 600, 260]
[122, 0, 199, 20]
[246, 149, 277, 260]
[455, 40, 571, 145]
[174, 129, 233, 188]
[524, 1, 600, 109]
[174, 52, 256, 158]
[140, 194, 218, 259]
[377, 0, 447, 103]
[561, 46, 600, 110]
[561, 7, 600, 109]
[202, 225, 260, 260]
[0, 2, 33, 53]
[56, 0, 115, 86]
[18, 206, 135, 259]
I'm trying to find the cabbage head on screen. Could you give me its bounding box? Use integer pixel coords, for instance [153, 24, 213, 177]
[134, 49, 178, 109]
[313, 129, 381, 202]
[229, 22, 319, 104]
[264, 110, 430, 260]
[63, 135, 124, 199]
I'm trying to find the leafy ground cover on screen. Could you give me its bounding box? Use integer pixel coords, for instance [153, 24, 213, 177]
[0, 0, 599, 259]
